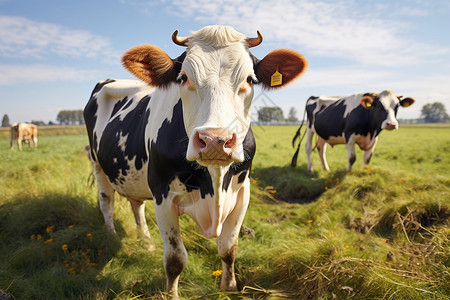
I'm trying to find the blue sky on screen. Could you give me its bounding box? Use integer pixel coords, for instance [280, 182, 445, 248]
[1, 0, 449, 124]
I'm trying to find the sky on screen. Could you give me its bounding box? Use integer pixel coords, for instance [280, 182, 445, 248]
[1, 0, 450, 124]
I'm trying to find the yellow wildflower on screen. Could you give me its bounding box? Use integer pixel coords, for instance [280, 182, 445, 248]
[46, 226, 55, 233]
[61, 244, 69, 251]
[44, 238, 54, 244]
[86, 233, 92, 237]
[212, 270, 223, 276]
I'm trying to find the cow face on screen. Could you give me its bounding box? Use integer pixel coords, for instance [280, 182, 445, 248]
[122, 25, 307, 167]
[360, 90, 415, 130]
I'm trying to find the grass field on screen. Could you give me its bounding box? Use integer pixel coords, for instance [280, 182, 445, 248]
[0, 125, 449, 299]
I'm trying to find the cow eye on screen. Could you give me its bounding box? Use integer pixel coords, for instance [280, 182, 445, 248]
[247, 75, 257, 85]
[180, 74, 188, 83]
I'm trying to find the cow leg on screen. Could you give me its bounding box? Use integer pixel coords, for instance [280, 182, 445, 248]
[155, 197, 187, 299]
[363, 137, 378, 169]
[305, 128, 314, 173]
[90, 161, 117, 233]
[217, 178, 250, 292]
[17, 136, 23, 151]
[32, 135, 38, 148]
[346, 142, 357, 172]
[316, 137, 330, 171]
[128, 198, 153, 242]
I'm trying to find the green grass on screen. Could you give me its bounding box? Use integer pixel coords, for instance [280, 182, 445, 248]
[0, 126, 449, 299]
[0, 125, 86, 139]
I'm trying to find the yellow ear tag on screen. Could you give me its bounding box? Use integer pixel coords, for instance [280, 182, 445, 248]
[270, 69, 283, 87]
[366, 102, 372, 108]
[403, 102, 410, 107]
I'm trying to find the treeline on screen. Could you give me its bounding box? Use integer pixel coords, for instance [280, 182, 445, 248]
[56, 110, 85, 125]
[256, 107, 298, 125]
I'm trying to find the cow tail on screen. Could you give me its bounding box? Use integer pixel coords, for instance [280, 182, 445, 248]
[291, 108, 307, 167]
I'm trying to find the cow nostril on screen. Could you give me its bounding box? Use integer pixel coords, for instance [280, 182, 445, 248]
[224, 134, 236, 149]
[195, 132, 207, 150]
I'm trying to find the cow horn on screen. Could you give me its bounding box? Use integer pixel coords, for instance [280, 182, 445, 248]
[172, 30, 189, 47]
[247, 30, 263, 48]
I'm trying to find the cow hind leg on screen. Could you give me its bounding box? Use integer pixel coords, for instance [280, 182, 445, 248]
[90, 160, 117, 233]
[316, 137, 330, 171]
[32, 136, 38, 148]
[305, 129, 314, 173]
[128, 198, 155, 250]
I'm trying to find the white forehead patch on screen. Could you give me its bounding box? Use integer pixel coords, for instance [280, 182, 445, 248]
[183, 26, 252, 90]
[378, 90, 399, 110]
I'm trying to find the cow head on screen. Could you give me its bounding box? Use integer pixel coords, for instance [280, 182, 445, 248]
[122, 25, 307, 167]
[360, 90, 415, 130]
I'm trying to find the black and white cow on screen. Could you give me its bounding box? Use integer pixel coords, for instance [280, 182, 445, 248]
[84, 25, 307, 298]
[292, 90, 414, 172]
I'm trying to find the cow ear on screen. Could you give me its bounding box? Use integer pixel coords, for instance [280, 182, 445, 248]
[360, 96, 374, 109]
[255, 49, 308, 89]
[121, 44, 177, 87]
[400, 97, 415, 107]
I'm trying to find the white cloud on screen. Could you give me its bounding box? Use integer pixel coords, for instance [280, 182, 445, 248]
[166, 0, 449, 66]
[0, 15, 117, 60]
[0, 64, 105, 85]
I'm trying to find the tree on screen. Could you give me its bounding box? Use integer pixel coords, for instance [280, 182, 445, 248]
[57, 110, 85, 125]
[421, 102, 449, 123]
[2, 114, 10, 127]
[287, 107, 299, 123]
[31, 120, 46, 126]
[257, 107, 284, 124]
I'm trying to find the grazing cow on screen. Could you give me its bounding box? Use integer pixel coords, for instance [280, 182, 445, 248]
[292, 90, 414, 172]
[84, 25, 307, 298]
[10, 123, 38, 150]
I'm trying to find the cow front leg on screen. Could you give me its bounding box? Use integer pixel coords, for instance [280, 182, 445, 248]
[217, 179, 250, 292]
[346, 142, 356, 172]
[316, 137, 330, 171]
[155, 198, 187, 299]
[363, 137, 378, 169]
[17, 137, 23, 151]
[305, 129, 314, 173]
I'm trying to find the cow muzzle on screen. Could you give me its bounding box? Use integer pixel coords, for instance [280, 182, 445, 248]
[187, 130, 241, 166]
[384, 121, 398, 130]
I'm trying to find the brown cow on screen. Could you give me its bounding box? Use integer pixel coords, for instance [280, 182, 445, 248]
[10, 123, 38, 150]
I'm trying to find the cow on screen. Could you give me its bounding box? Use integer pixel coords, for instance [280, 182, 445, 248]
[84, 25, 308, 298]
[10, 123, 38, 150]
[291, 90, 414, 172]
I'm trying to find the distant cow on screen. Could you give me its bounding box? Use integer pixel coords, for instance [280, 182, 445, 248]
[10, 123, 38, 150]
[292, 90, 414, 172]
[84, 25, 307, 298]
